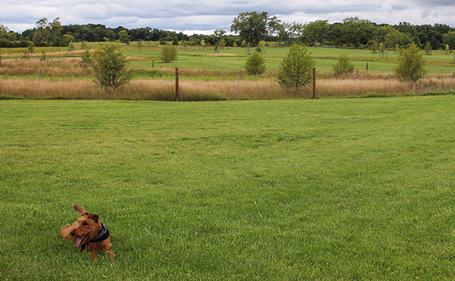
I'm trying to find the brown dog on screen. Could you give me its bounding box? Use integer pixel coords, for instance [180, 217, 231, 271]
[61, 204, 115, 260]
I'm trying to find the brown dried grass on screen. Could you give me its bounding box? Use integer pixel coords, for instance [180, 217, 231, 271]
[1, 76, 453, 100]
[0, 58, 93, 77]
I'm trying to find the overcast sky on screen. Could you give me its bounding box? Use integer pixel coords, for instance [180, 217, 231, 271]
[1, 0, 455, 34]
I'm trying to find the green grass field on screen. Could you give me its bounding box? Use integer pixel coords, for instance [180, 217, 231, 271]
[125, 46, 455, 75]
[1, 96, 455, 279]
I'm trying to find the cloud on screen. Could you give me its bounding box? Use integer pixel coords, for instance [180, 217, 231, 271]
[1, 0, 454, 33]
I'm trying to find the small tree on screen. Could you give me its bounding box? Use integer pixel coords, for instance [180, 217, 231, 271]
[332, 53, 355, 75]
[424, 41, 432, 55]
[161, 45, 178, 63]
[81, 50, 93, 66]
[119, 30, 130, 45]
[63, 34, 74, 46]
[172, 36, 179, 46]
[394, 42, 426, 83]
[218, 38, 225, 49]
[80, 41, 88, 50]
[244, 51, 266, 75]
[379, 43, 386, 57]
[370, 41, 378, 53]
[277, 44, 316, 89]
[259, 40, 266, 49]
[40, 49, 47, 61]
[68, 42, 75, 52]
[92, 42, 133, 90]
[200, 39, 206, 50]
[28, 42, 35, 54]
[22, 50, 30, 60]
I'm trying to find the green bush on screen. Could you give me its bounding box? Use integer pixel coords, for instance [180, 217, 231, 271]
[244, 52, 266, 75]
[332, 53, 355, 75]
[92, 42, 133, 90]
[394, 42, 426, 83]
[161, 45, 178, 63]
[277, 44, 315, 89]
[81, 50, 92, 65]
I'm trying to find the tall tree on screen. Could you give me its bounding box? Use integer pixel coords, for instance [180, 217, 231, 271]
[341, 17, 375, 47]
[214, 29, 226, 44]
[0, 24, 8, 39]
[33, 18, 50, 46]
[49, 17, 63, 46]
[230, 11, 280, 46]
[376, 26, 411, 48]
[276, 22, 294, 45]
[302, 20, 329, 45]
[443, 31, 455, 50]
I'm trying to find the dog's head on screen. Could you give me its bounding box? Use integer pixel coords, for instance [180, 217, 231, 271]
[68, 212, 101, 248]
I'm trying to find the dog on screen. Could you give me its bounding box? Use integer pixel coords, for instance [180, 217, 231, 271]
[60, 204, 115, 260]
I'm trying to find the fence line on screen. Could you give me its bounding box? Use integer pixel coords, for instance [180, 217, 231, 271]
[2, 63, 454, 100]
[10, 74, 452, 101]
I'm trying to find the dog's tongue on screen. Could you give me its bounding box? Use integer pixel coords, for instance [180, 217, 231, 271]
[75, 237, 83, 247]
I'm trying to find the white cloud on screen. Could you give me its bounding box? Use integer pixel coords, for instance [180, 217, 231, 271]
[0, 0, 454, 33]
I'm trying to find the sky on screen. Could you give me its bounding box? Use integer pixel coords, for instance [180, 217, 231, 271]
[1, 0, 455, 34]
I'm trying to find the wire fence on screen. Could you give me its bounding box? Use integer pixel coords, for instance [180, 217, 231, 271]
[0, 58, 454, 101]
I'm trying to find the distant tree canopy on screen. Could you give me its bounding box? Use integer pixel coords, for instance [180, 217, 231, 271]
[230, 11, 281, 46]
[1, 14, 454, 49]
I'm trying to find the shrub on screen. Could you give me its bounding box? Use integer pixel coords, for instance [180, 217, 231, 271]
[424, 41, 432, 55]
[172, 36, 179, 46]
[332, 53, 355, 75]
[394, 42, 426, 83]
[277, 44, 315, 89]
[161, 45, 178, 63]
[92, 42, 133, 90]
[81, 50, 93, 65]
[244, 52, 266, 75]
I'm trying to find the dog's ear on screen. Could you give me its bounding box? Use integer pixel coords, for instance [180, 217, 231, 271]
[87, 214, 99, 223]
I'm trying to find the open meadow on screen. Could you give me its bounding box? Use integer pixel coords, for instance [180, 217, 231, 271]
[1, 45, 454, 100]
[1, 96, 455, 279]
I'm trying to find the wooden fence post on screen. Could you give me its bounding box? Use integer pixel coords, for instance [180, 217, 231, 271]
[312, 67, 316, 99]
[175, 67, 179, 102]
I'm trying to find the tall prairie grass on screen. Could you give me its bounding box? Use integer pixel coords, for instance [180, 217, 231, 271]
[1, 56, 454, 100]
[0, 58, 92, 77]
[1, 76, 453, 100]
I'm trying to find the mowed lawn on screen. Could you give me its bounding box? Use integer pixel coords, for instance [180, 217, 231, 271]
[1, 96, 455, 280]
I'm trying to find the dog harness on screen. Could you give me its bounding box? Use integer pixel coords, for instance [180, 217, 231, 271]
[90, 222, 110, 242]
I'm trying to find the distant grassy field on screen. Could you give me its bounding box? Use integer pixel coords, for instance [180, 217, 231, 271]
[1, 45, 454, 100]
[1, 96, 455, 279]
[125, 46, 455, 74]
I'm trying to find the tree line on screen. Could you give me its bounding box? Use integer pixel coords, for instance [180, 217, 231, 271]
[1, 13, 455, 50]
[230, 12, 455, 50]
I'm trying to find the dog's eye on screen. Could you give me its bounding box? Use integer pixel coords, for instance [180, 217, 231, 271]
[83, 222, 88, 226]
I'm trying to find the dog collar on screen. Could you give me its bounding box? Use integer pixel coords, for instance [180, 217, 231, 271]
[90, 222, 110, 242]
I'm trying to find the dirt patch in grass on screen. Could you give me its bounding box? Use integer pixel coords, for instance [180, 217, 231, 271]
[207, 53, 237, 57]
